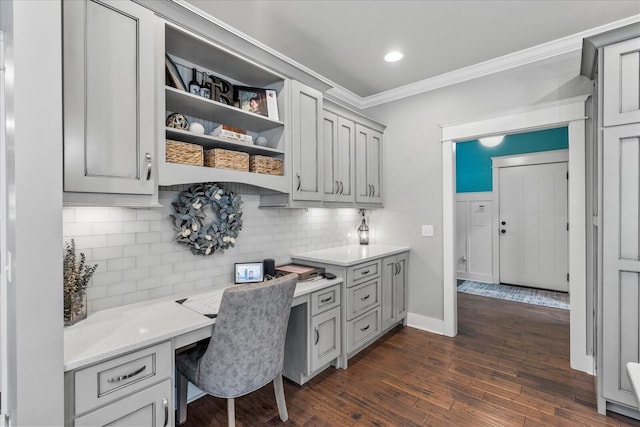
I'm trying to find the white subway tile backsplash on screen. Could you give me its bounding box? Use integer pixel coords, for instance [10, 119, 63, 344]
[75, 207, 111, 223]
[123, 244, 150, 257]
[62, 193, 358, 314]
[123, 221, 150, 234]
[107, 233, 136, 247]
[92, 271, 123, 286]
[92, 246, 124, 261]
[122, 290, 150, 305]
[92, 222, 124, 235]
[136, 231, 162, 244]
[92, 295, 124, 312]
[107, 257, 136, 271]
[122, 267, 150, 282]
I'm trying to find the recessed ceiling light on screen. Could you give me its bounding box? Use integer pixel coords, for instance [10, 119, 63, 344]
[384, 51, 403, 63]
[479, 135, 504, 147]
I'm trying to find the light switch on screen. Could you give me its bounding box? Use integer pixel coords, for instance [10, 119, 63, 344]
[421, 225, 434, 237]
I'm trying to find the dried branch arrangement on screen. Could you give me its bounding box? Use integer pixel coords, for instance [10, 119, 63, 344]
[63, 239, 97, 326]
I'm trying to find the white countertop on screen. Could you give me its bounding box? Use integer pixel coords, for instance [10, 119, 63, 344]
[292, 244, 410, 266]
[627, 362, 640, 408]
[64, 277, 342, 372]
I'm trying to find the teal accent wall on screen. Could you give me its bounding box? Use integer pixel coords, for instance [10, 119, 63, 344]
[456, 127, 568, 193]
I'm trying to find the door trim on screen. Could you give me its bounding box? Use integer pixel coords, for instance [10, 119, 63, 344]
[491, 150, 569, 285]
[440, 94, 593, 374]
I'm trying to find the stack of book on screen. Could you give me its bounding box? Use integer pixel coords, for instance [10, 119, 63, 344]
[210, 125, 253, 143]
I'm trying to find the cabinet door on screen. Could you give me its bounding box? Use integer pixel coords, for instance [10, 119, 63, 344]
[63, 0, 155, 195]
[311, 306, 341, 372]
[394, 252, 408, 321]
[74, 379, 172, 426]
[603, 37, 640, 126]
[291, 80, 323, 201]
[381, 256, 395, 330]
[382, 252, 409, 331]
[336, 117, 355, 203]
[323, 111, 338, 199]
[602, 124, 640, 407]
[355, 124, 382, 204]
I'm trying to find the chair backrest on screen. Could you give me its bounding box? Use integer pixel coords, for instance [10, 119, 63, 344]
[195, 273, 297, 398]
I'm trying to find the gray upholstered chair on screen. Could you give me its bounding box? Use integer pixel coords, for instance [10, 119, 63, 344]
[175, 273, 297, 426]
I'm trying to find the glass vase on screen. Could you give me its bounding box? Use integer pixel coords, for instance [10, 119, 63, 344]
[64, 290, 87, 326]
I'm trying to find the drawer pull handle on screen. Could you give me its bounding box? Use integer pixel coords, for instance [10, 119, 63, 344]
[162, 397, 169, 427]
[360, 270, 370, 275]
[320, 296, 332, 303]
[361, 294, 370, 301]
[360, 324, 370, 332]
[107, 365, 146, 383]
[314, 328, 319, 345]
[296, 173, 301, 191]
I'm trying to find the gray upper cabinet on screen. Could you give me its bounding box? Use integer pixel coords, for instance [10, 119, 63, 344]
[291, 80, 323, 202]
[602, 37, 640, 126]
[355, 124, 382, 205]
[323, 111, 354, 204]
[63, 0, 156, 203]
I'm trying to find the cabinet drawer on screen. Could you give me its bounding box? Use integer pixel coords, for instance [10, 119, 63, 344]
[74, 379, 172, 426]
[311, 284, 341, 316]
[75, 341, 172, 415]
[347, 308, 381, 354]
[346, 278, 379, 321]
[348, 260, 380, 286]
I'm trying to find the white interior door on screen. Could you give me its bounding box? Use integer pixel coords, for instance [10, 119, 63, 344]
[499, 161, 569, 291]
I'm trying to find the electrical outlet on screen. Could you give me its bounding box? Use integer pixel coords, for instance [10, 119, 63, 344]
[421, 225, 434, 237]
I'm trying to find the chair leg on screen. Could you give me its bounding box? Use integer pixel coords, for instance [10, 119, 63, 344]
[227, 398, 235, 427]
[176, 372, 188, 424]
[273, 373, 289, 422]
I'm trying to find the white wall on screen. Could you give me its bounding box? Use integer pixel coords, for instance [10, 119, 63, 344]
[12, 0, 64, 424]
[63, 191, 362, 313]
[365, 52, 591, 328]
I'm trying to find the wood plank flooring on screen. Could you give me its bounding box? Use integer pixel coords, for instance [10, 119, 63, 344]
[180, 292, 640, 426]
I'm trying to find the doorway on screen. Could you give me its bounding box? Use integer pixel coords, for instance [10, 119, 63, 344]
[441, 95, 592, 374]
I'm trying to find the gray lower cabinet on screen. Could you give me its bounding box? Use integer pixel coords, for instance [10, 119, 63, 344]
[292, 251, 409, 367]
[65, 341, 174, 426]
[63, 0, 157, 206]
[283, 283, 341, 385]
[381, 252, 408, 331]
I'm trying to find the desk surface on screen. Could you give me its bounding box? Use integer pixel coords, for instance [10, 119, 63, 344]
[64, 277, 342, 372]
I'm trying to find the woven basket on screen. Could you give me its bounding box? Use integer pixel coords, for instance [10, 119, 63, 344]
[250, 155, 283, 176]
[165, 140, 203, 166]
[204, 148, 249, 171]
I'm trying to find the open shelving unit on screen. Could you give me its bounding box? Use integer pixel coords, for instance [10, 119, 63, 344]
[158, 22, 289, 192]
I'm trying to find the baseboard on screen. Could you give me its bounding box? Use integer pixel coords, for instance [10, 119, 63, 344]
[406, 312, 445, 335]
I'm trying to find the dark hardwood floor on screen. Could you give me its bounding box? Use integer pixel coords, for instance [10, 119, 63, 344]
[180, 292, 640, 426]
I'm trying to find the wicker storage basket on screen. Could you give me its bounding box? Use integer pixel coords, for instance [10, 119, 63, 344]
[250, 155, 284, 176]
[204, 148, 249, 171]
[165, 140, 203, 166]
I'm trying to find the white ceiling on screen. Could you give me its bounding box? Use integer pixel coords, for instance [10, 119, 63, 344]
[184, 1, 640, 101]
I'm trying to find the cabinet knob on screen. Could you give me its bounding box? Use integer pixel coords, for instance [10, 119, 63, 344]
[501, 229, 506, 234]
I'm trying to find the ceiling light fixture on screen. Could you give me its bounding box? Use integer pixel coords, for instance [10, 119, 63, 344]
[479, 135, 504, 147]
[384, 51, 403, 63]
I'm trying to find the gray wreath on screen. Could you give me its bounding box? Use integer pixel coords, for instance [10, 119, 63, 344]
[171, 183, 243, 255]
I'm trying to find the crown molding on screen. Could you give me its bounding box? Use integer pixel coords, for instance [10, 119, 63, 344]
[331, 14, 640, 110]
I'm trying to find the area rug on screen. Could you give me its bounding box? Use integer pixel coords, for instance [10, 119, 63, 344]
[457, 280, 569, 310]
